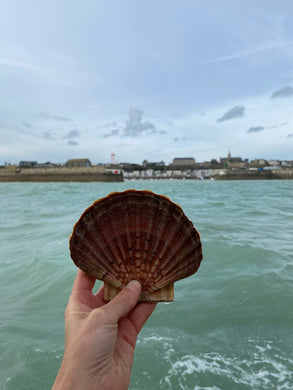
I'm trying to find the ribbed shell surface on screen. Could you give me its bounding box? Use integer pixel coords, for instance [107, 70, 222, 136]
[69, 190, 203, 292]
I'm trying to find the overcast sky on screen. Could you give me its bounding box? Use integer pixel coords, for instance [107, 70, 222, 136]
[1, 0, 293, 165]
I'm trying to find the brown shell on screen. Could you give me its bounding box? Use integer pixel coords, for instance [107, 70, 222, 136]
[69, 190, 203, 301]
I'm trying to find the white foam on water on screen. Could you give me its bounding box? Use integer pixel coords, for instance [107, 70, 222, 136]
[137, 330, 293, 389]
[156, 337, 293, 390]
[161, 352, 293, 390]
[193, 387, 221, 390]
[137, 335, 173, 343]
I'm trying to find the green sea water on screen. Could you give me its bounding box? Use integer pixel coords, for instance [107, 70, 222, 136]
[0, 180, 292, 390]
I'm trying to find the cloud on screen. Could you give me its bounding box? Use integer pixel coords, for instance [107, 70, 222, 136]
[287, 133, 293, 139]
[173, 136, 189, 142]
[100, 121, 117, 129]
[0, 57, 36, 71]
[269, 122, 288, 129]
[123, 107, 155, 137]
[67, 140, 79, 146]
[41, 128, 80, 142]
[271, 86, 293, 99]
[34, 112, 50, 119]
[200, 40, 293, 65]
[52, 115, 73, 122]
[33, 112, 74, 121]
[22, 121, 33, 128]
[102, 129, 119, 138]
[165, 120, 173, 127]
[63, 129, 80, 139]
[247, 122, 288, 134]
[247, 126, 265, 133]
[43, 130, 55, 140]
[217, 105, 246, 123]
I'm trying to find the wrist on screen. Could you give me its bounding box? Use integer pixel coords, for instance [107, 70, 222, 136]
[52, 359, 80, 390]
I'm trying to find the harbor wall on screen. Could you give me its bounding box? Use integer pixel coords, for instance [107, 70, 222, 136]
[214, 169, 293, 180]
[0, 166, 123, 182]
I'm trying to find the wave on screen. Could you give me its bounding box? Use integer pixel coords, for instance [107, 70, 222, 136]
[132, 330, 293, 390]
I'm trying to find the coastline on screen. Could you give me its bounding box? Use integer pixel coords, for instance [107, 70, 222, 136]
[1, 166, 293, 182]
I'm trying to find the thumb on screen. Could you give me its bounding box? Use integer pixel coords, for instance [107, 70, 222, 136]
[103, 281, 142, 323]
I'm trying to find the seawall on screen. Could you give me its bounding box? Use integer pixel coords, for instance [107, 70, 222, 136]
[0, 166, 123, 182]
[214, 169, 293, 180]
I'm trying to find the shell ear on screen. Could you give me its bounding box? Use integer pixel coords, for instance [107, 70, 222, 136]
[104, 282, 174, 302]
[70, 190, 203, 302]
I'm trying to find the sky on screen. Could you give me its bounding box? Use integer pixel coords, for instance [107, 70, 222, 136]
[1, 0, 293, 165]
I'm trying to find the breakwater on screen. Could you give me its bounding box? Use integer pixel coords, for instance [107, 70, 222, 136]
[214, 169, 293, 180]
[0, 166, 123, 182]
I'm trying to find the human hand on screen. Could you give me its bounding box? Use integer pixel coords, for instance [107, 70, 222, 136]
[52, 270, 156, 390]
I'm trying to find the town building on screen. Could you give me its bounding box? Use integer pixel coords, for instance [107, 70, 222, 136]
[19, 161, 38, 167]
[249, 159, 268, 167]
[170, 157, 196, 169]
[142, 160, 165, 168]
[219, 152, 246, 168]
[65, 159, 91, 168]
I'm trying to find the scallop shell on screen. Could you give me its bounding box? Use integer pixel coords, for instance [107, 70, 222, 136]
[69, 190, 203, 302]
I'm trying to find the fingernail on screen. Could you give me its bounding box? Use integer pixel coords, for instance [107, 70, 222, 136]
[126, 280, 141, 292]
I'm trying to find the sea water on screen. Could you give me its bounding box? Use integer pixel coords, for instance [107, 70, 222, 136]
[0, 180, 292, 390]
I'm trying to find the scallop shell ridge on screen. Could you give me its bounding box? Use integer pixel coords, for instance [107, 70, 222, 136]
[69, 190, 203, 296]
